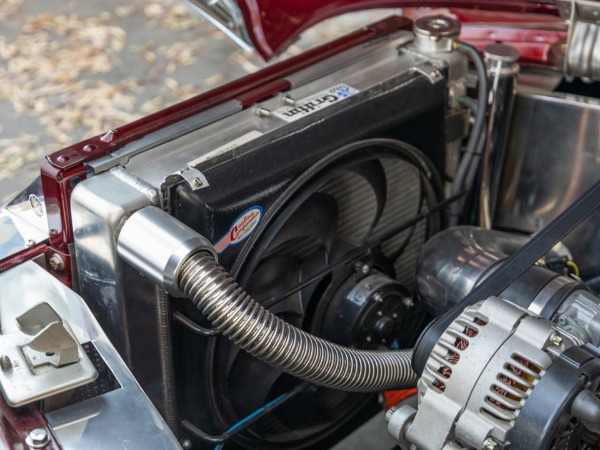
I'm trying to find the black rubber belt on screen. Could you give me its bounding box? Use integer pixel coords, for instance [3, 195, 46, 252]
[413, 179, 600, 375]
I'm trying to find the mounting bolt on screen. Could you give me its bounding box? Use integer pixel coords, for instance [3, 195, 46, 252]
[26, 239, 36, 247]
[550, 333, 563, 346]
[254, 106, 271, 117]
[403, 297, 415, 308]
[355, 262, 371, 275]
[483, 438, 498, 450]
[49, 254, 65, 272]
[374, 293, 384, 303]
[26, 428, 50, 448]
[193, 177, 203, 188]
[181, 439, 192, 449]
[0, 355, 12, 371]
[281, 95, 296, 106]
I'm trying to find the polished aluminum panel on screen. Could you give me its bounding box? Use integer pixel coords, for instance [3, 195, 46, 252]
[124, 35, 431, 187]
[0, 261, 180, 449]
[495, 90, 600, 279]
[70, 167, 178, 427]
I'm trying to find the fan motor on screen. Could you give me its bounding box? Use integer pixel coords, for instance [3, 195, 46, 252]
[317, 267, 420, 350]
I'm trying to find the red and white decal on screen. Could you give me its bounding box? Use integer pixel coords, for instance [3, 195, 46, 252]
[214, 206, 262, 254]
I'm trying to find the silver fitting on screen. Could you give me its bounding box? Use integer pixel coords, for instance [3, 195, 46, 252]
[117, 207, 217, 297]
[26, 428, 50, 448]
[413, 15, 461, 53]
[484, 44, 520, 77]
[387, 404, 417, 449]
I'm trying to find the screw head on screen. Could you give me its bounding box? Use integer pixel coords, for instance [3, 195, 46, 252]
[193, 177, 203, 187]
[403, 297, 415, 308]
[49, 254, 65, 272]
[181, 439, 192, 449]
[26, 428, 50, 448]
[550, 333, 563, 346]
[483, 438, 497, 450]
[374, 293, 384, 303]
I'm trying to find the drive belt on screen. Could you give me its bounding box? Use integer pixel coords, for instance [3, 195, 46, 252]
[412, 178, 600, 375]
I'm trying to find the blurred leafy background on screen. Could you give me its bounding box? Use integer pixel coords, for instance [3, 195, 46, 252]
[0, 0, 391, 201]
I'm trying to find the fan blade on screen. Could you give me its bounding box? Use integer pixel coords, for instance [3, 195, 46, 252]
[348, 159, 387, 235]
[267, 192, 339, 257]
[247, 255, 304, 317]
[298, 248, 330, 308]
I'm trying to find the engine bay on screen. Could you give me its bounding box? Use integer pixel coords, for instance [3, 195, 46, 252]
[1, 8, 600, 450]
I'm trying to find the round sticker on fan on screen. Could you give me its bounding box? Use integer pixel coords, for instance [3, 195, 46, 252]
[213, 206, 262, 254]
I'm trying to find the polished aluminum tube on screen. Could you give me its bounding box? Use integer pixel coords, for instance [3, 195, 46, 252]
[118, 207, 216, 297]
[178, 252, 417, 392]
[416, 226, 571, 316]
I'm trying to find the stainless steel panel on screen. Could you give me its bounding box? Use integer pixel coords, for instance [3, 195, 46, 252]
[0, 261, 180, 450]
[495, 91, 600, 279]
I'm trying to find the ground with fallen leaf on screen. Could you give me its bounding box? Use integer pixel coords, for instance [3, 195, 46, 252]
[0, 0, 390, 201]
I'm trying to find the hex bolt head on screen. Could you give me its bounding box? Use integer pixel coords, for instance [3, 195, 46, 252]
[355, 262, 371, 275]
[403, 297, 415, 308]
[550, 333, 563, 346]
[483, 438, 497, 450]
[0, 355, 12, 371]
[26, 428, 50, 448]
[49, 254, 65, 272]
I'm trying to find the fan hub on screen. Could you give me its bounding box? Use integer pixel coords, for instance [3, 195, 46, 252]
[318, 270, 417, 349]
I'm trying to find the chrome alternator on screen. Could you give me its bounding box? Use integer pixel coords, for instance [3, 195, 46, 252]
[388, 296, 591, 450]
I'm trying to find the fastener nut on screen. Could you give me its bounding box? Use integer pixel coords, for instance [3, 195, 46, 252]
[356, 263, 370, 275]
[49, 254, 65, 272]
[26, 428, 50, 448]
[550, 334, 563, 346]
[483, 438, 497, 450]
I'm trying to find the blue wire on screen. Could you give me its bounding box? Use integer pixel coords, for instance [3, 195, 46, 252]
[213, 393, 289, 450]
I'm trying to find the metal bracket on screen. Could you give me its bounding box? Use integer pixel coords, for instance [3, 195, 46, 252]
[558, 0, 600, 82]
[0, 302, 97, 407]
[410, 63, 444, 84]
[171, 167, 210, 191]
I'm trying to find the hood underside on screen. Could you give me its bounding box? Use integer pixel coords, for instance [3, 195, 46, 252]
[183, 0, 561, 59]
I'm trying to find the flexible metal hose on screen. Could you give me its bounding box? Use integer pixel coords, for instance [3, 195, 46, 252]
[178, 252, 418, 392]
